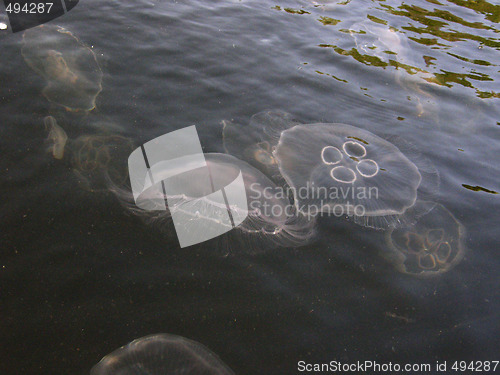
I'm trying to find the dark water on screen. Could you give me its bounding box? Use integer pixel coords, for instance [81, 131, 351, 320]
[1, 0, 499, 374]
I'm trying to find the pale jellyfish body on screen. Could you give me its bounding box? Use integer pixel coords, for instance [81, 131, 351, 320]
[22, 25, 102, 111]
[43, 50, 79, 84]
[274, 123, 439, 229]
[114, 153, 316, 253]
[384, 203, 466, 277]
[350, 21, 407, 65]
[44, 116, 134, 192]
[44, 116, 67, 160]
[222, 110, 300, 181]
[91, 333, 235, 375]
[349, 21, 438, 116]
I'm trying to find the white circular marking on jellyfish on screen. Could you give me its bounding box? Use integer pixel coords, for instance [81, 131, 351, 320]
[321, 145, 342, 165]
[330, 166, 357, 184]
[356, 159, 379, 177]
[273, 123, 439, 229]
[342, 140, 366, 158]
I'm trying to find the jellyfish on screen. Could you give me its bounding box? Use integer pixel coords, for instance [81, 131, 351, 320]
[273, 123, 439, 229]
[349, 21, 438, 117]
[349, 21, 408, 65]
[44, 116, 135, 192]
[44, 116, 67, 159]
[90, 333, 235, 375]
[111, 152, 316, 253]
[222, 110, 300, 181]
[383, 203, 466, 277]
[22, 25, 103, 111]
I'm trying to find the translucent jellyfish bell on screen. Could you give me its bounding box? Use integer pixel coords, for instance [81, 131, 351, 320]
[274, 123, 439, 229]
[44, 116, 135, 192]
[91, 333, 235, 375]
[70, 133, 135, 191]
[349, 21, 408, 65]
[384, 203, 466, 277]
[44, 116, 67, 159]
[112, 153, 316, 253]
[349, 21, 438, 117]
[222, 110, 300, 180]
[22, 25, 103, 111]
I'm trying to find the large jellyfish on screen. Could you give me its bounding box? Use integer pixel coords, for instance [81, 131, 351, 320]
[91, 333, 235, 375]
[22, 25, 103, 111]
[222, 110, 300, 181]
[112, 152, 316, 253]
[273, 123, 439, 229]
[383, 203, 466, 277]
[44, 116, 134, 192]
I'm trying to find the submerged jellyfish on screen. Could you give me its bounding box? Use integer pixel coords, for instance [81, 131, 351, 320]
[349, 21, 438, 116]
[44, 116, 67, 159]
[91, 333, 235, 375]
[22, 25, 103, 111]
[222, 110, 300, 180]
[273, 123, 439, 229]
[349, 21, 408, 65]
[112, 152, 315, 253]
[44, 116, 134, 192]
[384, 203, 466, 277]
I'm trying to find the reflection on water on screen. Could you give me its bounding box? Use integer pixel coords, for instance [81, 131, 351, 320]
[278, 0, 499, 99]
[0, 0, 498, 374]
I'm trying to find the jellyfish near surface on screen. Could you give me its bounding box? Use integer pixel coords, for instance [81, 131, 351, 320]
[43, 116, 135, 192]
[384, 203, 466, 277]
[44, 116, 67, 160]
[90, 333, 235, 375]
[349, 20, 438, 117]
[22, 25, 103, 111]
[112, 152, 316, 253]
[273, 123, 439, 229]
[222, 110, 300, 181]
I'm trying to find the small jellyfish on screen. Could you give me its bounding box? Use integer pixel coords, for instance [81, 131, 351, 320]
[71, 133, 135, 191]
[111, 153, 316, 253]
[273, 123, 439, 229]
[44, 116, 67, 160]
[22, 25, 103, 111]
[43, 116, 135, 192]
[222, 110, 300, 180]
[384, 203, 466, 277]
[349, 21, 406, 65]
[90, 333, 235, 375]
